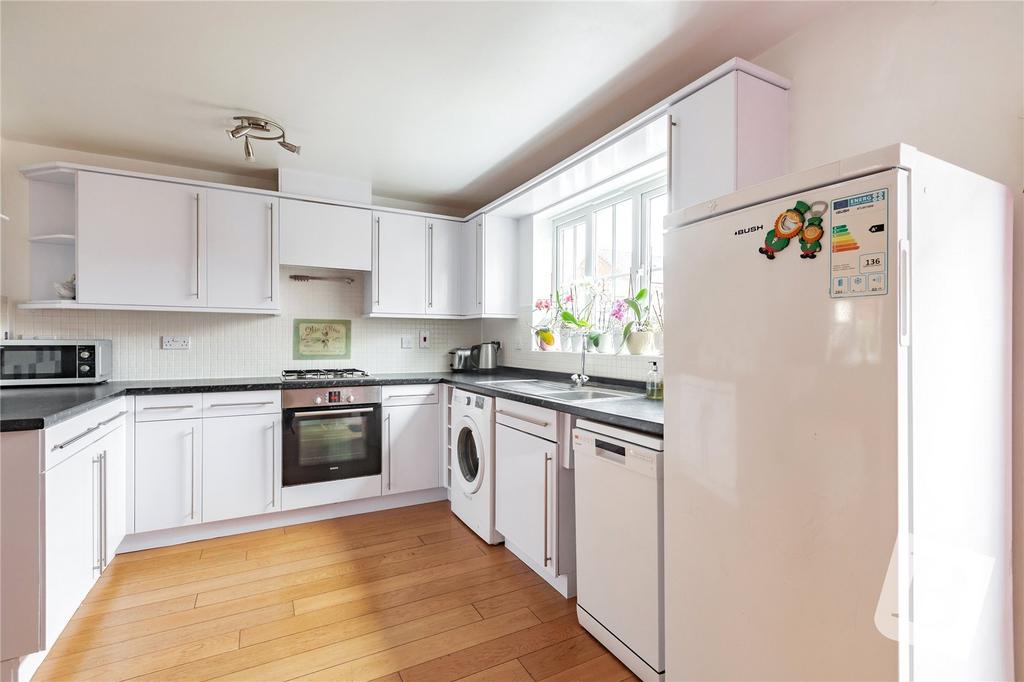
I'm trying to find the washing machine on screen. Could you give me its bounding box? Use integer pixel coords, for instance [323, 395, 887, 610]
[449, 388, 503, 544]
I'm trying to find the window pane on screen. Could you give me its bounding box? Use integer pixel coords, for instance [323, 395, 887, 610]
[612, 274, 630, 299]
[594, 206, 613, 280]
[614, 199, 633, 279]
[574, 223, 587, 280]
[648, 193, 668, 274]
[559, 227, 574, 288]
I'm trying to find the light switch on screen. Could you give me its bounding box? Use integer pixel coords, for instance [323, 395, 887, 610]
[400, 335, 413, 349]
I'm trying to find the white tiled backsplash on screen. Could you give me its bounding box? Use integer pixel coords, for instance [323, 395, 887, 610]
[10, 268, 483, 380]
[483, 317, 661, 383]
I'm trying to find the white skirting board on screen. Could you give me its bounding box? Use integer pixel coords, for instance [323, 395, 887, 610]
[502, 538, 575, 598]
[577, 605, 663, 682]
[118, 487, 447, 553]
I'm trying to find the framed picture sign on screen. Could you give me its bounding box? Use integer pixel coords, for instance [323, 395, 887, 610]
[293, 319, 352, 360]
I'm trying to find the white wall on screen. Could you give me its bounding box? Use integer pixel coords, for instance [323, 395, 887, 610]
[752, 0, 1024, 668]
[0, 139, 481, 378]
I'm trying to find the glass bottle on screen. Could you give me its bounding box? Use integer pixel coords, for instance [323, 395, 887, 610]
[646, 361, 664, 400]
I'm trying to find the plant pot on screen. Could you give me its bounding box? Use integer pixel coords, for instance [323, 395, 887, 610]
[535, 330, 555, 351]
[626, 330, 654, 355]
[652, 331, 664, 355]
[558, 329, 574, 352]
[596, 332, 617, 354]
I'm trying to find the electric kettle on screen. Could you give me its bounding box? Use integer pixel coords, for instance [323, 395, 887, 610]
[469, 341, 500, 371]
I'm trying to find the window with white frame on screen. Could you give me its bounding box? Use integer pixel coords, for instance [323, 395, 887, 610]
[553, 177, 667, 299]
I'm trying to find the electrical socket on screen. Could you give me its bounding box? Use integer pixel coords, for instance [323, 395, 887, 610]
[400, 335, 414, 349]
[418, 330, 429, 349]
[161, 335, 191, 350]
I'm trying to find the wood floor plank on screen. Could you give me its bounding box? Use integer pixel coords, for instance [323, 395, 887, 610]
[291, 550, 518, 615]
[35, 632, 239, 682]
[398, 613, 585, 682]
[472, 582, 566, 619]
[541, 652, 638, 682]
[36, 504, 628, 682]
[240, 564, 540, 647]
[294, 607, 541, 682]
[205, 605, 485, 682]
[518, 633, 608, 680]
[455, 659, 533, 682]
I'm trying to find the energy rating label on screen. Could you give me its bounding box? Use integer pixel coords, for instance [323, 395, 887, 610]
[829, 188, 889, 298]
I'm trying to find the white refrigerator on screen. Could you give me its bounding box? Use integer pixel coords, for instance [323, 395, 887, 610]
[662, 144, 1013, 681]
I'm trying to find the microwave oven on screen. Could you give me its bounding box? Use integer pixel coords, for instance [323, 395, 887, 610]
[0, 339, 113, 386]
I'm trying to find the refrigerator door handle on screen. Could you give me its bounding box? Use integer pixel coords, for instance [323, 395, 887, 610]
[898, 239, 910, 347]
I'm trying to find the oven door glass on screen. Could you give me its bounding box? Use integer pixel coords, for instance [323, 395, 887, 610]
[0, 346, 78, 381]
[282, 405, 382, 486]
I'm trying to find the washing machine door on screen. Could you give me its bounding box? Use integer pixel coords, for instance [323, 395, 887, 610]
[454, 416, 484, 495]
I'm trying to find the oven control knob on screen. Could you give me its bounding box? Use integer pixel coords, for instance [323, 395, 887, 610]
[80, 350, 91, 359]
[313, 395, 323, 405]
[80, 365, 90, 373]
[346, 395, 355, 403]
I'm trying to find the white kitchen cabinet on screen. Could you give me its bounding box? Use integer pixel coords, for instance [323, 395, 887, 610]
[205, 190, 279, 310]
[667, 69, 787, 212]
[426, 218, 461, 316]
[202, 413, 281, 522]
[462, 214, 518, 318]
[135, 419, 202, 532]
[43, 443, 97, 647]
[366, 211, 427, 315]
[95, 425, 128, 568]
[77, 172, 205, 307]
[495, 422, 553, 571]
[383, 397, 441, 496]
[279, 199, 372, 271]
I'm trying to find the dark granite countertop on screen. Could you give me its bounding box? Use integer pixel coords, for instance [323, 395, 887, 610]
[1, 368, 663, 435]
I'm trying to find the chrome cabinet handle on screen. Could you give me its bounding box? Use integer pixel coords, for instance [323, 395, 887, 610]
[374, 217, 381, 305]
[268, 421, 276, 508]
[143, 404, 196, 411]
[666, 115, 675, 212]
[386, 392, 436, 399]
[92, 453, 103, 571]
[53, 423, 101, 451]
[100, 450, 108, 570]
[208, 401, 275, 408]
[385, 414, 392, 492]
[543, 452, 552, 566]
[476, 220, 483, 306]
[496, 410, 550, 428]
[194, 192, 201, 299]
[188, 426, 196, 521]
[267, 202, 275, 301]
[96, 410, 128, 427]
[427, 223, 434, 308]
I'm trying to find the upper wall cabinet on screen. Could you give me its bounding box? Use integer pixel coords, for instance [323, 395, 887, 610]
[426, 218, 461, 316]
[77, 172, 207, 308]
[667, 70, 788, 212]
[365, 211, 427, 316]
[205, 189, 279, 310]
[279, 199, 371, 271]
[463, 214, 517, 318]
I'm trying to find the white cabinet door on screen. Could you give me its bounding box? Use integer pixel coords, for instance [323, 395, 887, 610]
[94, 425, 127, 569]
[205, 190, 279, 310]
[481, 214, 518, 316]
[43, 447, 98, 647]
[462, 218, 483, 315]
[77, 172, 204, 307]
[202, 414, 281, 522]
[280, 199, 372, 271]
[426, 218, 461, 316]
[135, 419, 202, 532]
[370, 212, 426, 315]
[494, 423, 553, 570]
[384, 402, 440, 495]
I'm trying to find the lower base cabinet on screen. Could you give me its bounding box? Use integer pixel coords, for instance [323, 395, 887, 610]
[203, 414, 281, 522]
[135, 419, 203, 533]
[383, 402, 440, 495]
[495, 422, 554, 569]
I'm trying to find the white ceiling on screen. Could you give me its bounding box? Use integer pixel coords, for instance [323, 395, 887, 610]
[2, 1, 838, 213]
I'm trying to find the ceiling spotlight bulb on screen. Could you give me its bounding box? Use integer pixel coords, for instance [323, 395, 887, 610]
[278, 140, 301, 155]
[227, 124, 252, 139]
[243, 136, 255, 162]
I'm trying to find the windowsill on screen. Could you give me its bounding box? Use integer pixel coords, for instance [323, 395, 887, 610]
[525, 349, 663, 359]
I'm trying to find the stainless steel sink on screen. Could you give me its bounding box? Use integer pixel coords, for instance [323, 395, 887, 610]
[545, 388, 642, 402]
[472, 378, 642, 402]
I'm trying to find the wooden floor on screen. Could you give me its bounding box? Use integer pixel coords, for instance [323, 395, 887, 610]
[35, 501, 638, 681]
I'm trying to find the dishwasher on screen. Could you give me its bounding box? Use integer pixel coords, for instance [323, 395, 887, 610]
[573, 419, 664, 682]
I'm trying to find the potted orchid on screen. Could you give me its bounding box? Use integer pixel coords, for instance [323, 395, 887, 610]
[619, 286, 654, 355]
[651, 289, 664, 354]
[555, 282, 596, 352]
[532, 297, 556, 350]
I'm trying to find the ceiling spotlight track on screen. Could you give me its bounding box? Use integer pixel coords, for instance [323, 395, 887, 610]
[226, 115, 300, 161]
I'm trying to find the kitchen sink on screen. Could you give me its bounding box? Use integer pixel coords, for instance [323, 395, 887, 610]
[472, 378, 642, 402]
[545, 388, 642, 402]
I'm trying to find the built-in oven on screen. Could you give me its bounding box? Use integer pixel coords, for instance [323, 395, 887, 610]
[281, 385, 382, 487]
[0, 339, 112, 386]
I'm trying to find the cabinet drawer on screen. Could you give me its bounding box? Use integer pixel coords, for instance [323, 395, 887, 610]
[44, 397, 128, 470]
[202, 391, 281, 417]
[382, 384, 439, 407]
[136, 393, 203, 421]
[495, 398, 558, 442]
